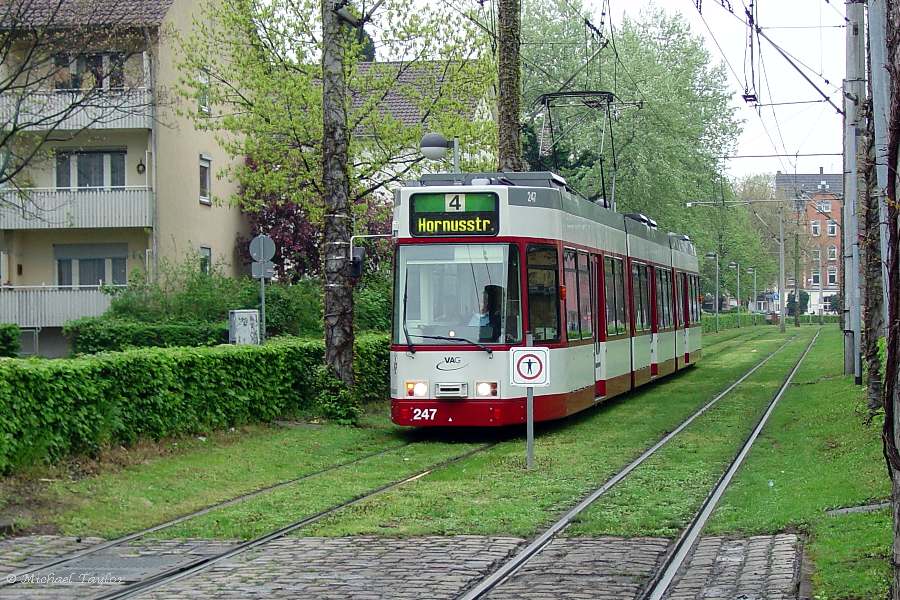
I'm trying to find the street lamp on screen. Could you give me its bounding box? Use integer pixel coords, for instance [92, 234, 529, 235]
[420, 132, 460, 173]
[728, 261, 740, 328]
[705, 252, 719, 333]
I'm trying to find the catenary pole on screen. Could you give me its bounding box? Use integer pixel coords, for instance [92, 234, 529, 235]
[869, 0, 891, 334]
[844, 0, 864, 382]
[780, 206, 787, 333]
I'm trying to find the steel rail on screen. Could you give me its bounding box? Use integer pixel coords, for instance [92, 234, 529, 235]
[91, 442, 497, 600]
[458, 334, 799, 600]
[0, 441, 413, 587]
[640, 328, 821, 600]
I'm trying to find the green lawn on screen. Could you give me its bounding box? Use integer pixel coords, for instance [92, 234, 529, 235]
[567, 328, 814, 537]
[704, 326, 890, 599]
[303, 329, 798, 538]
[16, 411, 409, 538]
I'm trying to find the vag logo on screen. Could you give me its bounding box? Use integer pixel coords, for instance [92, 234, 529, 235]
[436, 356, 468, 371]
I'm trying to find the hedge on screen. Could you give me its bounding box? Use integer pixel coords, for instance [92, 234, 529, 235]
[0, 324, 19, 357]
[0, 334, 389, 472]
[64, 318, 229, 354]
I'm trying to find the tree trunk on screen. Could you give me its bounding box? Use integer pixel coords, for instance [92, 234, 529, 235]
[861, 99, 884, 413]
[321, 0, 355, 386]
[881, 3, 900, 598]
[497, 0, 524, 172]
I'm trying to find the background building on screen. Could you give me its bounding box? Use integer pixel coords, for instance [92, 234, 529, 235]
[775, 168, 843, 316]
[0, 0, 248, 354]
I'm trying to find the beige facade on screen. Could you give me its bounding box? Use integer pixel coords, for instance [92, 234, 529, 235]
[0, 0, 248, 346]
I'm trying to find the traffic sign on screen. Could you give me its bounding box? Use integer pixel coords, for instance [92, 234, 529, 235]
[251, 260, 275, 279]
[510, 346, 550, 387]
[249, 234, 276, 262]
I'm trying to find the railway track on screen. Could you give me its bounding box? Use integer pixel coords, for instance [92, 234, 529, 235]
[458, 330, 817, 600]
[77, 442, 496, 600]
[0, 441, 416, 588]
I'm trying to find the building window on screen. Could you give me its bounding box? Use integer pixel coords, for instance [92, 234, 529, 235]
[816, 200, 832, 213]
[198, 68, 210, 114]
[199, 156, 211, 204]
[827, 220, 838, 236]
[78, 258, 106, 287]
[53, 53, 127, 90]
[812, 248, 821, 262]
[200, 246, 212, 274]
[827, 267, 837, 285]
[810, 220, 821, 236]
[811, 270, 821, 285]
[828, 245, 838, 260]
[56, 150, 127, 189]
[111, 257, 127, 285]
[57, 259, 73, 286]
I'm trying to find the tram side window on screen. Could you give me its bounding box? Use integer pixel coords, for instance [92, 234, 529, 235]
[564, 249, 580, 340]
[604, 256, 628, 337]
[689, 275, 700, 324]
[526, 245, 560, 342]
[656, 269, 672, 329]
[632, 262, 651, 333]
[577, 252, 593, 340]
[674, 272, 684, 327]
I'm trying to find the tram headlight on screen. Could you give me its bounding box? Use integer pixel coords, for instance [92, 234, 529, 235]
[475, 381, 498, 397]
[406, 380, 428, 397]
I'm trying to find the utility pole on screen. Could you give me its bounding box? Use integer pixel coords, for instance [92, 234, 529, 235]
[819, 250, 824, 325]
[779, 204, 787, 333]
[497, 0, 525, 171]
[321, 0, 355, 385]
[794, 197, 802, 328]
[844, 0, 864, 381]
[869, 0, 891, 331]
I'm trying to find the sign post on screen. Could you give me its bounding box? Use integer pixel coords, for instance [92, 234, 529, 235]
[249, 235, 276, 341]
[510, 335, 550, 470]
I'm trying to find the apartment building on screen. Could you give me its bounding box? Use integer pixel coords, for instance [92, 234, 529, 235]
[775, 168, 843, 315]
[0, 0, 248, 354]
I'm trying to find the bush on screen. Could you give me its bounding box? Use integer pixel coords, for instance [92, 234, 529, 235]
[262, 280, 322, 337]
[312, 365, 360, 425]
[355, 271, 392, 332]
[64, 318, 228, 354]
[0, 324, 19, 357]
[0, 334, 390, 471]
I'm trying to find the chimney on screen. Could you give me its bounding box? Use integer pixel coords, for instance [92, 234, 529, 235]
[819, 166, 824, 174]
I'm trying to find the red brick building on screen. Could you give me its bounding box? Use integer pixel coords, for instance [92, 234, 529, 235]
[775, 169, 843, 315]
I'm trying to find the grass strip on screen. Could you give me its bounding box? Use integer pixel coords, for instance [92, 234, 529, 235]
[34, 413, 408, 538]
[152, 441, 484, 539]
[300, 329, 798, 538]
[703, 327, 889, 599]
[566, 327, 815, 537]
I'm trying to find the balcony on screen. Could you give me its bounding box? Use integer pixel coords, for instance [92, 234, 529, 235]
[0, 88, 153, 131]
[0, 187, 154, 229]
[0, 286, 120, 328]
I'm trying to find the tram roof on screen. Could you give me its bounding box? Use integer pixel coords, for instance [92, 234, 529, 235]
[403, 171, 695, 256]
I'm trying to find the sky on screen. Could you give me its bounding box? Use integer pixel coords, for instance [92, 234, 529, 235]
[585, 0, 847, 179]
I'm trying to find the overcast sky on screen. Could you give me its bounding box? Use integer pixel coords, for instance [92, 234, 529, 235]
[583, 0, 846, 179]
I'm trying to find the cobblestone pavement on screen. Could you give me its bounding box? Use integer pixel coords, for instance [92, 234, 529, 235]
[0, 533, 802, 599]
[485, 537, 670, 600]
[664, 534, 802, 600]
[0, 535, 104, 576]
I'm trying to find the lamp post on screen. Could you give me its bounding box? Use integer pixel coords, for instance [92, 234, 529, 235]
[746, 267, 757, 324]
[705, 252, 719, 333]
[420, 132, 460, 173]
[729, 261, 740, 328]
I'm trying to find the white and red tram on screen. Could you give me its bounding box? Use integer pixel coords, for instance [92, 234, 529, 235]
[389, 171, 702, 427]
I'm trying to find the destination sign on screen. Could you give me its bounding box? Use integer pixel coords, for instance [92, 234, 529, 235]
[410, 192, 499, 237]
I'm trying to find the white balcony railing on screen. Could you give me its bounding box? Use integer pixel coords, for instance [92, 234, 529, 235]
[0, 286, 121, 328]
[0, 187, 154, 229]
[0, 88, 153, 130]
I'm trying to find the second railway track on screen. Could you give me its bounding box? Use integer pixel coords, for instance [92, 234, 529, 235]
[458, 329, 818, 600]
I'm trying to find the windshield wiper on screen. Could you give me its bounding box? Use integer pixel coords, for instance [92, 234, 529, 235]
[401, 268, 415, 354]
[409, 334, 494, 357]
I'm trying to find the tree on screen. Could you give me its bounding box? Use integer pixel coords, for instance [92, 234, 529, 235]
[786, 291, 808, 317]
[0, 0, 153, 204]
[497, 0, 525, 171]
[177, 0, 494, 384]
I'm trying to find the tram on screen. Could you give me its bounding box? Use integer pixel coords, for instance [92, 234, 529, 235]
[389, 171, 702, 427]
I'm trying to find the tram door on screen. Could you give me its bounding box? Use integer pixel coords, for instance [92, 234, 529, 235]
[649, 266, 658, 377]
[591, 254, 602, 394]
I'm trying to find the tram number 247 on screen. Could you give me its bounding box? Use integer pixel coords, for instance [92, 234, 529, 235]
[411, 408, 438, 421]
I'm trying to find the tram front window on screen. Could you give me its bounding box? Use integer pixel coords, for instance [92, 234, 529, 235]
[395, 244, 522, 345]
